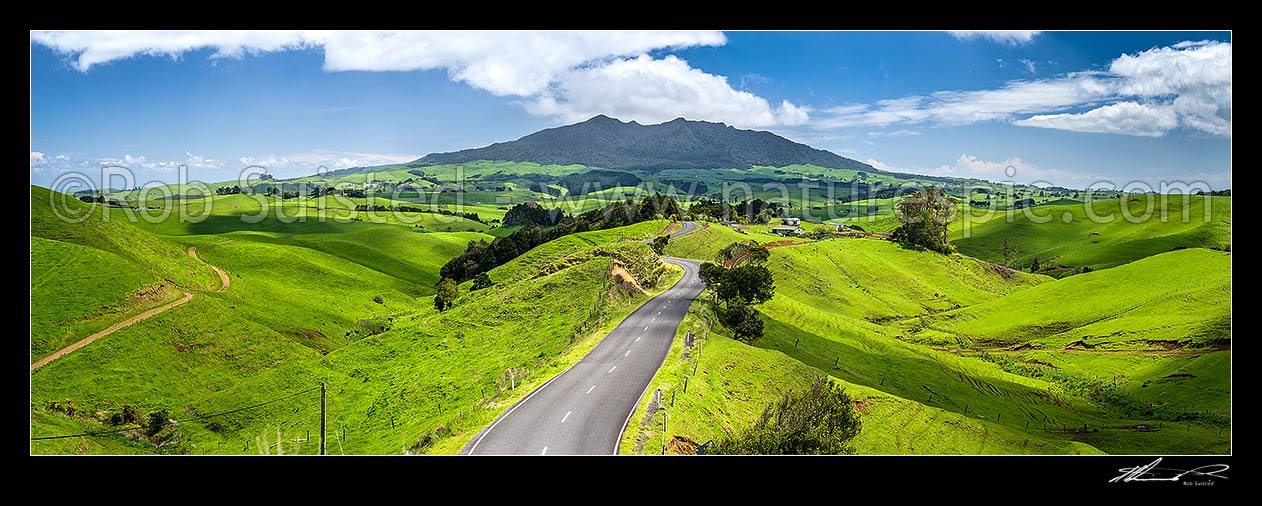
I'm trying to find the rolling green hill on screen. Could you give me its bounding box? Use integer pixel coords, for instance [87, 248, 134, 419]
[30, 186, 219, 357]
[652, 234, 1229, 454]
[953, 195, 1231, 272]
[905, 248, 1231, 350]
[31, 216, 682, 455]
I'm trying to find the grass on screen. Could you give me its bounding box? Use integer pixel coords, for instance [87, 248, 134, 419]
[907, 248, 1231, 350]
[649, 225, 1229, 454]
[953, 195, 1231, 272]
[662, 221, 782, 261]
[30, 237, 185, 358]
[31, 215, 685, 455]
[620, 300, 1104, 455]
[30, 179, 1231, 455]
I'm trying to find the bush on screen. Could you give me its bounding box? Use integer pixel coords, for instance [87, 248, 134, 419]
[372, 294, 385, 304]
[434, 277, 459, 311]
[651, 235, 670, 255]
[471, 272, 493, 291]
[145, 409, 171, 436]
[709, 375, 861, 455]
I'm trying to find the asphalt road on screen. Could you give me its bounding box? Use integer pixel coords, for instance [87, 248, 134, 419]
[668, 220, 698, 238]
[464, 223, 702, 455]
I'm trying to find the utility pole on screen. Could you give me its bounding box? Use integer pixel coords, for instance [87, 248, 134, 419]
[320, 382, 327, 455]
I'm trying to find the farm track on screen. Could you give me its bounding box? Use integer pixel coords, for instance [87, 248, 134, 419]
[29, 246, 230, 371]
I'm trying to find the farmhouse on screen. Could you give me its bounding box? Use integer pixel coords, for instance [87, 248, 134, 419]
[781, 217, 801, 226]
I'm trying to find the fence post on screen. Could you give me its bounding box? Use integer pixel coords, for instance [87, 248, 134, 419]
[320, 382, 327, 456]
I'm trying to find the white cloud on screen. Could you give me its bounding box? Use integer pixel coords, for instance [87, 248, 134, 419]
[867, 129, 922, 138]
[31, 31, 725, 95]
[523, 55, 810, 128]
[932, 154, 1080, 181]
[31, 151, 45, 163]
[32, 30, 809, 128]
[819, 75, 1111, 128]
[238, 150, 419, 172]
[864, 159, 898, 171]
[1019, 58, 1037, 74]
[1015, 101, 1178, 137]
[817, 40, 1230, 138]
[947, 31, 1042, 45]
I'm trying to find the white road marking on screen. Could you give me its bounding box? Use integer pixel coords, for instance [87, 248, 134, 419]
[652, 318, 656, 322]
[625, 350, 631, 357]
[541, 447, 548, 455]
[608, 366, 617, 373]
[586, 385, 596, 394]
[561, 411, 572, 423]
[644, 326, 649, 331]
[635, 336, 641, 342]
[657, 311, 662, 315]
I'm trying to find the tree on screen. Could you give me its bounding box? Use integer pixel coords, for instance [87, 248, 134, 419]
[709, 375, 861, 455]
[724, 299, 765, 341]
[1030, 255, 1040, 273]
[716, 264, 775, 306]
[890, 187, 956, 254]
[434, 277, 459, 311]
[651, 235, 670, 255]
[1000, 237, 1020, 267]
[716, 240, 769, 268]
[471, 272, 493, 291]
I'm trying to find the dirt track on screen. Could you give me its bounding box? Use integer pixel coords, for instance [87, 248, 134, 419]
[31, 291, 194, 371]
[29, 246, 230, 371]
[188, 246, 230, 292]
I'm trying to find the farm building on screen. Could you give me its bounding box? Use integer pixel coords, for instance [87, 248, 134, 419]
[771, 225, 804, 236]
[781, 217, 801, 226]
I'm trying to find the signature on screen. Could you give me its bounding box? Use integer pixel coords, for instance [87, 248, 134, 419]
[1110, 458, 1229, 483]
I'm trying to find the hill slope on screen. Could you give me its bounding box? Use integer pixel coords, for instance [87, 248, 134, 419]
[414, 115, 875, 172]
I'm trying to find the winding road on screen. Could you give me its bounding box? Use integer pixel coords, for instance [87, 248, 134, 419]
[465, 222, 701, 455]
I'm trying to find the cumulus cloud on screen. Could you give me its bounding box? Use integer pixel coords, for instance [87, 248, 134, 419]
[933, 154, 1080, 181]
[1015, 101, 1178, 137]
[30, 30, 808, 127]
[818, 40, 1230, 138]
[947, 31, 1042, 45]
[524, 55, 810, 128]
[30, 149, 420, 187]
[864, 159, 898, 171]
[238, 150, 419, 172]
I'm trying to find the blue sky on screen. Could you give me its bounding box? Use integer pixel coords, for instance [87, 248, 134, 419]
[30, 30, 1231, 190]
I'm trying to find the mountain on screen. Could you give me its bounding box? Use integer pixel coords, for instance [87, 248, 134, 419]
[411, 115, 876, 173]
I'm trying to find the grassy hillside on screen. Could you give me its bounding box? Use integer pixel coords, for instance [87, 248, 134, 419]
[954, 195, 1231, 272]
[31, 186, 220, 358]
[620, 301, 1103, 455]
[31, 186, 217, 290]
[905, 248, 1231, 350]
[651, 227, 1229, 454]
[31, 219, 682, 455]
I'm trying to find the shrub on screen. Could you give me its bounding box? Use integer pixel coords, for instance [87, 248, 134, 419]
[709, 375, 861, 455]
[145, 409, 171, 436]
[372, 294, 385, 304]
[471, 273, 493, 291]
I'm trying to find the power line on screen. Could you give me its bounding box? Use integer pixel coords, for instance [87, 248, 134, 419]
[31, 385, 322, 441]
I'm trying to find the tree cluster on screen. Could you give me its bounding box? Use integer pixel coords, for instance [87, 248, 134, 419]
[440, 194, 682, 282]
